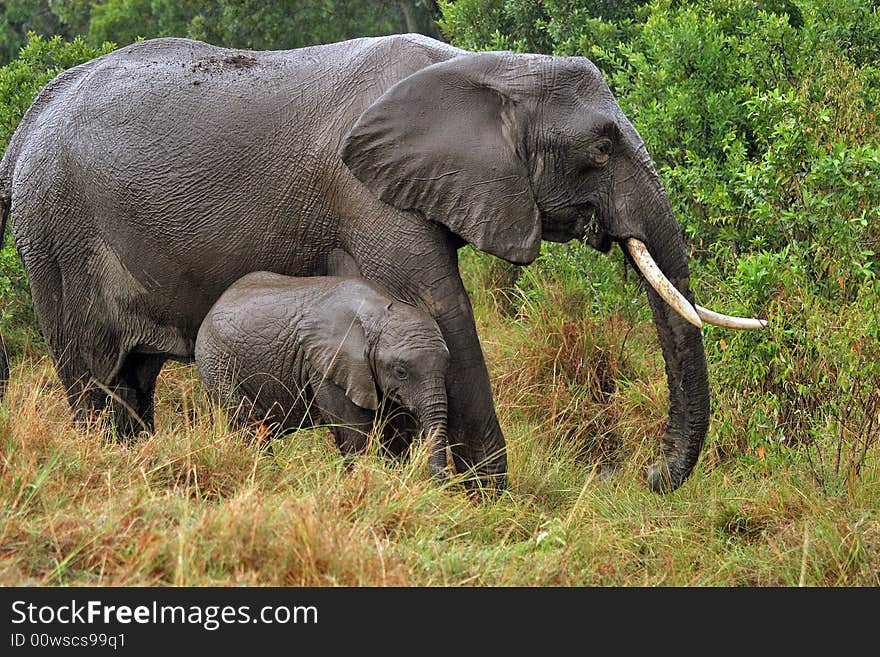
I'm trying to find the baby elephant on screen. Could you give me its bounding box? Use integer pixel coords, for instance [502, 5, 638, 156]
[195, 272, 450, 478]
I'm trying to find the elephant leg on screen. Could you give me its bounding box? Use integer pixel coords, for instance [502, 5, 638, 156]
[111, 352, 167, 437]
[379, 404, 417, 460]
[22, 240, 179, 439]
[348, 219, 508, 492]
[312, 381, 374, 458]
[18, 252, 112, 426]
[444, 337, 508, 492]
[55, 352, 114, 428]
[45, 325, 162, 439]
[55, 347, 164, 440]
[34, 309, 118, 431]
[409, 270, 507, 490]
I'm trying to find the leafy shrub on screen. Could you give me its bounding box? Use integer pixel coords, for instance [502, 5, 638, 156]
[609, 1, 880, 484]
[438, 0, 553, 52]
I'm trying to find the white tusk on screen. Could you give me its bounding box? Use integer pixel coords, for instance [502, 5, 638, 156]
[695, 305, 768, 330]
[625, 238, 702, 328]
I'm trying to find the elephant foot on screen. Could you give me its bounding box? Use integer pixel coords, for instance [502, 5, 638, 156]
[647, 458, 689, 494]
[453, 448, 508, 498]
[428, 459, 451, 484]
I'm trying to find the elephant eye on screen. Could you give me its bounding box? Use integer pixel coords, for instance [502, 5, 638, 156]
[393, 363, 408, 381]
[592, 138, 612, 166]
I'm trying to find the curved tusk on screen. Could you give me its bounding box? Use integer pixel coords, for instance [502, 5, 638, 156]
[625, 238, 702, 328]
[695, 305, 768, 330]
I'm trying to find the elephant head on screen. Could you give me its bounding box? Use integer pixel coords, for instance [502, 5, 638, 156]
[366, 301, 450, 479]
[340, 52, 764, 491]
[300, 282, 450, 478]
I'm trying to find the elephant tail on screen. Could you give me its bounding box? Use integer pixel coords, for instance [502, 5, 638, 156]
[0, 191, 9, 402]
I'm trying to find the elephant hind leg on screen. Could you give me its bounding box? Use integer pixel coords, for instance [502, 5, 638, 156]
[111, 352, 167, 437]
[23, 236, 173, 439]
[55, 355, 114, 429]
[55, 347, 165, 439]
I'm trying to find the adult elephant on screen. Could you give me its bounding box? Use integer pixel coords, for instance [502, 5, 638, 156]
[0, 34, 762, 492]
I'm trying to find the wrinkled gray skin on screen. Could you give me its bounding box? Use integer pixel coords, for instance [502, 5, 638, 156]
[0, 34, 709, 493]
[195, 273, 450, 478]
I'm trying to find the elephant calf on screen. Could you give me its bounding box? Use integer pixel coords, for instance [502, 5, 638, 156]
[195, 272, 450, 477]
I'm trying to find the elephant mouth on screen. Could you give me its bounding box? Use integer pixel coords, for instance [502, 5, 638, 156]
[541, 205, 611, 252]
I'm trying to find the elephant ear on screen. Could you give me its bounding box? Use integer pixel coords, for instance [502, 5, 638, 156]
[339, 53, 541, 265]
[297, 303, 379, 411]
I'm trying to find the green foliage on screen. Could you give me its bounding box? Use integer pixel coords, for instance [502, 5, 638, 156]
[0, 1, 74, 65]
[46, 0, 93, 33]
[438, 0, 554, 52]
[81, 1, 440, 50]
[604, 4, 880, 473]
[87, 0, 160, 46]
[438, 0, 648, 54]
[1, 1, 443, 64]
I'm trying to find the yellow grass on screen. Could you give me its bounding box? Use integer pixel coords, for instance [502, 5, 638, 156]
[2, 301, 878, 586]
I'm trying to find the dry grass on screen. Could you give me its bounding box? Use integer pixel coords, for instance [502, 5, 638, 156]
[2, 284, 879, 587]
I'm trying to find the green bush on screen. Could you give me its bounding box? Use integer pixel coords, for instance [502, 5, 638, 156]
[438, 0, 646, 66]
[438, 0, 552, 52]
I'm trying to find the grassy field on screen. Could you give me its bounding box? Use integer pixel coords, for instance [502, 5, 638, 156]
[1, 253, 878, 587]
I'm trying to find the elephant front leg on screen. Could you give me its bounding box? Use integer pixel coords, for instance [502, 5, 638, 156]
[408, 264, 506, 491]
[312, 380, 374, 459]
[440, 305, 508, 493]
[346, 215, 508, 492]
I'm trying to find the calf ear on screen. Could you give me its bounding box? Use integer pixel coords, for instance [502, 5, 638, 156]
[340, 52, 541, 265]
[298, 311, 379, 411]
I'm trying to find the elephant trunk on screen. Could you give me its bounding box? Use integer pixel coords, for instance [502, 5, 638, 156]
[415, 384, 449, 481]
[643, 279, 710, 492]
[617, 158, 710, 492]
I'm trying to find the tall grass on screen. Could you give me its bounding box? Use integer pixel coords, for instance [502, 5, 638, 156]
[2, 275, 878, 586]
